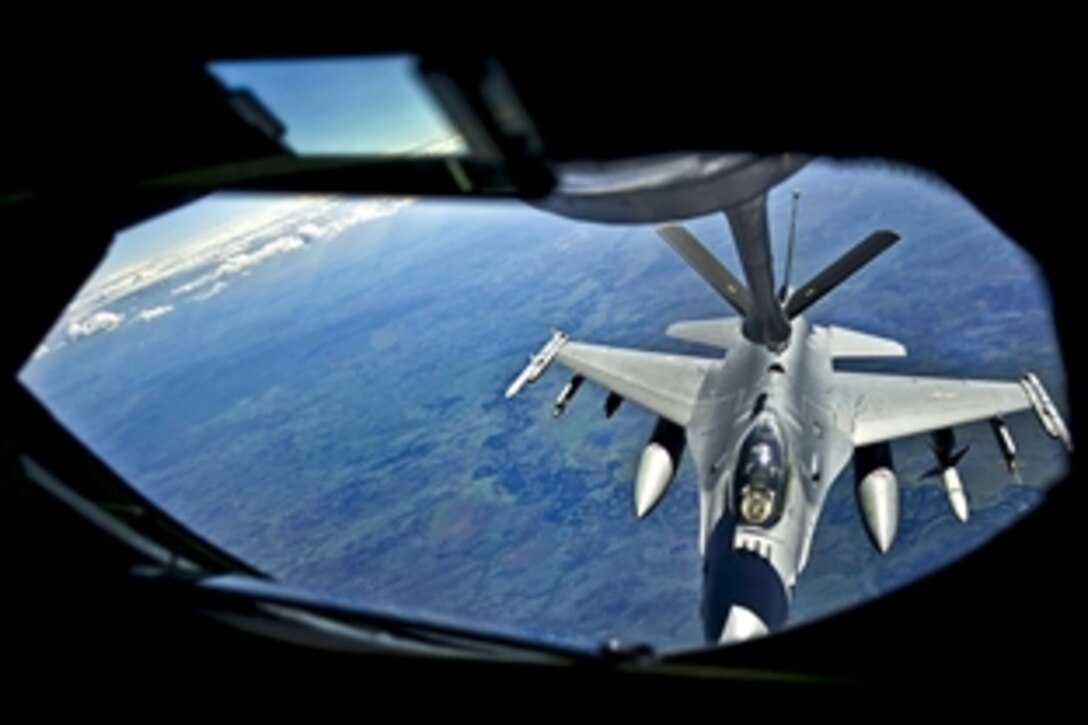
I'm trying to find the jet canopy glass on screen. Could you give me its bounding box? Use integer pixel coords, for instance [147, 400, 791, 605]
[732, 416, 790, 527]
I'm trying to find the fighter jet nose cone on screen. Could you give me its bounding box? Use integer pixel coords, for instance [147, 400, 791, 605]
[718, 605, 770, 644]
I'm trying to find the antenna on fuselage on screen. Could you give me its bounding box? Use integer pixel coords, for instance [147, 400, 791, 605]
[778, 188, 801, 302]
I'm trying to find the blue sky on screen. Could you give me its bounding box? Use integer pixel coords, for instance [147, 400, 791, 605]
[209, 56, 459, 155]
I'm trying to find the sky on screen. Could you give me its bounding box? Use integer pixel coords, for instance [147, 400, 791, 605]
[96, 56, 464, 276]
[208, 56, 462, 156]
[104, 194, 292, 273]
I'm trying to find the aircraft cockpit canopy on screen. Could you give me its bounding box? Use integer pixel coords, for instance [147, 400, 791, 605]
[733, 416, 790, 527]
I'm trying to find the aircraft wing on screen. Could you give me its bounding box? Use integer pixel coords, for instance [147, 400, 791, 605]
[833, 372, 1034, 446]
[555, 342, 715, 427]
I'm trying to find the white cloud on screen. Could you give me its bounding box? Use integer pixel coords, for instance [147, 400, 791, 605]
[67, 311, 125, 341]
[400, 133, 467, 157]
[344, 198, 414, 227]
[171, 272, 217, 296]
[214, 235, 306, 277]
[32, 344, 50, 360]
[194, 281, 229, 302]
[297, 222, 329, 240]
[136, 305, 174, 322]
[62, 195, 416, 322]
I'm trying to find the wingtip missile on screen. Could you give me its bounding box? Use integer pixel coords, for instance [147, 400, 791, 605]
[504, 329, 568, 399]
[504, 372, 531, 399]
[1021, 372, 1073, 452]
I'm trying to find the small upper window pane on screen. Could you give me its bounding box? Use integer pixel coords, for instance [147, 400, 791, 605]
[209, 56, 466, 157]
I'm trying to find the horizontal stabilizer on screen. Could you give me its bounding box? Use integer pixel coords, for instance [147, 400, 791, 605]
[785, 230, 900, 319]
[657, 225, 752, 317]
[666, 318, 745, 350]
[827, 326, 906, 359]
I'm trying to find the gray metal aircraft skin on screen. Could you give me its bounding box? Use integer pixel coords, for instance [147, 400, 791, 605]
[508, 161, 1071, 645]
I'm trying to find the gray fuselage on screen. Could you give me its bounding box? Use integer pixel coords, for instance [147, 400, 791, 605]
[688, 317, 852, 642]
